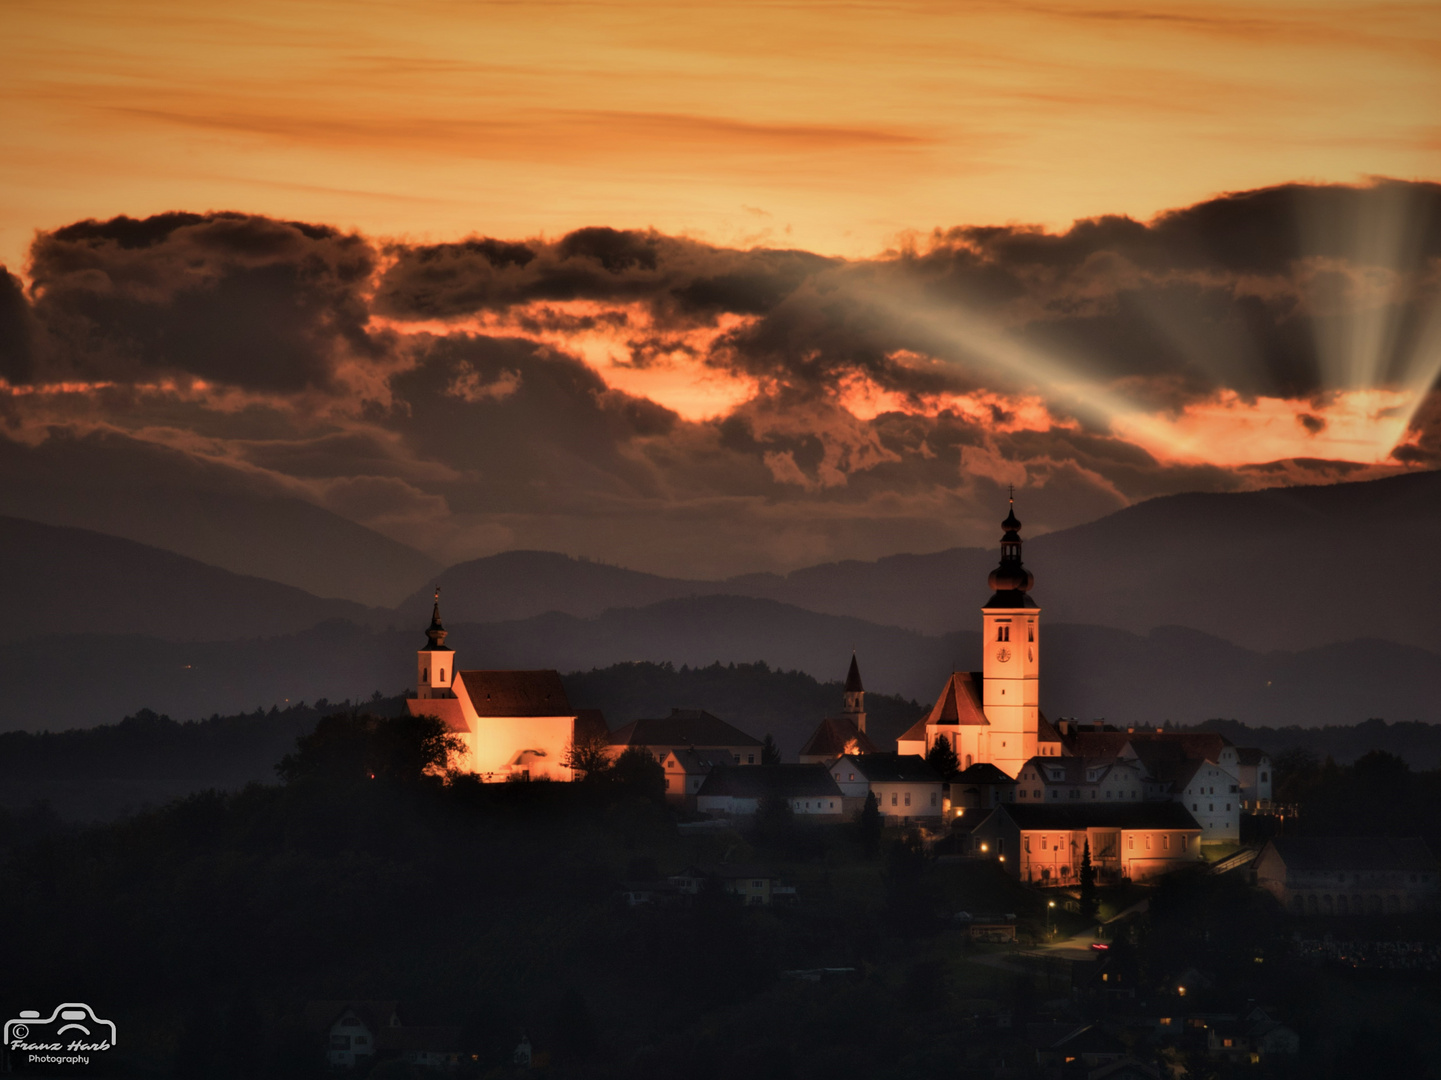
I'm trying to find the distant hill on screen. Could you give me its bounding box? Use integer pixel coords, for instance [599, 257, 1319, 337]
[412, 469, 1441, 654]
[0, 431, 438, 606]
[4, 593, 1440, 735]
[0, 516, 373, 643]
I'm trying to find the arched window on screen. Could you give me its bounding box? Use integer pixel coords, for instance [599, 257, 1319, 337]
[997, 625, 1010, 642]
[965, 754, 973, 768]
[422, 667, 429, 682]
[1028, 626, 1035, 642]
[439, 668, 445, 682]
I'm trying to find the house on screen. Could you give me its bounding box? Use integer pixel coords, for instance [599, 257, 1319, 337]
[1234, 748, 1273, 810]
[1027, 1023, 1129, 1074]
[304, 1001, 400, 1071]
[404, 592, 599, 781]
[971, 802, 1204, 884]
[659, 748, 733, 808]
[798, 654, 881, 763]
[669, 865, 795, 905]
[1014, 756, 1151, 805]
[829, 753, 944, 819]
[1166, 758, 1241, 843]
[609, 709, 764, 765]
[1254, 837, 1440, 915]
[695, 764, 844, 818]
[895, 500, 1062, 778]
[947, 762, 1018, 814]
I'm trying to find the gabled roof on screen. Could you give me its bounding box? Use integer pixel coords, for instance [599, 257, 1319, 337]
[836, 753, 941, 784]
[800, 717, 879, 759]
[980, 802, 1202, 831]
[1036, 711, 1062, 746]
[953, 762, 1016, 785]
[574, 708, 609, 742]
[1236, 747, 1269, 766]
[458, 670, 571, 716]
[844, 653, 865, 693]
[900, 671, 988, 743]
[610, 709, 763, 749]
[696, 764, 842, 799]
[1019, 756, 1143, 785]
[1264, 836, 1436, 874]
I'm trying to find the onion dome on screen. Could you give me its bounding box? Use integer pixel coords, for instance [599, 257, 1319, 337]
[985, 495, 1037, 608]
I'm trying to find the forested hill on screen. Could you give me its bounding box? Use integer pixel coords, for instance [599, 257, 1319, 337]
[0, 662, 922, 821]
[7, 658, 1441, 823]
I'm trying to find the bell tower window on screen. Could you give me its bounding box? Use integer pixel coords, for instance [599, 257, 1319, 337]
[997, 625, 1010, 642]
[439, 668, 445, 682]
[422, 667, 429, 682]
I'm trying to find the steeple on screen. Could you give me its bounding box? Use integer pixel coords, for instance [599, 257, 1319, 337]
[424, 587, 451, 651]
[842, 652, 867, 732]
[986, 489, 1036, 608]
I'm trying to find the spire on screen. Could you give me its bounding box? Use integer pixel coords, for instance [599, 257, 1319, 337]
[844, 652, 864, 693]
[986, 493, 1036, 607]
[424, 586, 451, 651]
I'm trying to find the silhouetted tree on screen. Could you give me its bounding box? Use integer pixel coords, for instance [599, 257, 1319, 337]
[564, 727, 614, 780]
[276, 712, 464, 786]
[609, 744, 666, 801]
[925, 737, 959, 778]
[761, 734, 781, 765]
[1079, 839, 1097, 918]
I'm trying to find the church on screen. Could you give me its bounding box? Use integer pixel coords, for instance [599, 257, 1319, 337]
[897, 498, 1063, 776]
[403, 592, 605, 781]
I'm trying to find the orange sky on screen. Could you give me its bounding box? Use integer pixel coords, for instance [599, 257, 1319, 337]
[5, 0, 1440, 276]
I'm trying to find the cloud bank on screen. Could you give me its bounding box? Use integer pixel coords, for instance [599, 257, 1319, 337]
[2, 181, 1439, 578]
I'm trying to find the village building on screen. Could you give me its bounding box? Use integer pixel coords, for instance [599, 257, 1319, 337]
[896, 501, 1062, 777]
[609, 708, 763, 765]
[669, 865, 797, 905]
[405, 592, 603, 781]
[798, 654, 880, 763]
[659, 748, 735, 809]
[828, 753, 944, 819]
[1015, 756, 1152, 804]
[695, 763, 844, 818]
[305, 1001, 460, 1072]
[947, 761, 1018, 814]
[971, 802, 1204, 884]
[1254, 837, 1440, 915]
[1234, 748, 1274, 810]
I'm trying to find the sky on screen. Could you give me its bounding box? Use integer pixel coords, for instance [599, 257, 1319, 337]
[2, 1, 1441, 581]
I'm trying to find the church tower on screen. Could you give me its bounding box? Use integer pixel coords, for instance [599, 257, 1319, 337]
[842, 652, 867, 733]
[416, 588, 454, 700]
[981, 495, 1040, 776]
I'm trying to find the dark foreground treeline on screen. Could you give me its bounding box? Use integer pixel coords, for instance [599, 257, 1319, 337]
[5, 713, 1441, 1079]
[0, 662, 923, 821]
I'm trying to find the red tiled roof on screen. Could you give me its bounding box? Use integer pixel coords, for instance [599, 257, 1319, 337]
[900, 671, 988, 744]
[458, 670, 572, 716]
[800, 717, 879, 759]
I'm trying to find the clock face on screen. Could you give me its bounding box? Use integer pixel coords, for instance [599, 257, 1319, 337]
[995, 646, 1011, 662]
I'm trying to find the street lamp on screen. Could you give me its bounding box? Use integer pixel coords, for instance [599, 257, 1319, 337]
[1048, 899, 1056, 940]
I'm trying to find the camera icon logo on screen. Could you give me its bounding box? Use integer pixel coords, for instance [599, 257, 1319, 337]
[4, 1003, 117, 1049]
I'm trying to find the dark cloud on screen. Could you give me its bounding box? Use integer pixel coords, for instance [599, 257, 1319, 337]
[374, 227, 833, 322]
[3, 185, 1438, 579]
[23, 212, 379, 391]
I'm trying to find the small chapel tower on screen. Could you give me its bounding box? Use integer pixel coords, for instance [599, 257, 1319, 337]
[416, 588, 454, 700]
[842, 652, 867, 734]
[981, 494, 1040, 775]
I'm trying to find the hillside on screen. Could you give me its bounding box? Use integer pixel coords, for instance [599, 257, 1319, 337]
[0, 431, 439, 606]
[0, 516, 373, 642]
[5, 594, 1440, 735]
[412, 469, 1441, 654]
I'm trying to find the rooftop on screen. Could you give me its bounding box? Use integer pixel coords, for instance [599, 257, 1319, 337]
[458, 670, 571, 717]
[697, 764, 842, 799]
[610, 709, 763, 749]
[982, 801, 1203, 831]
